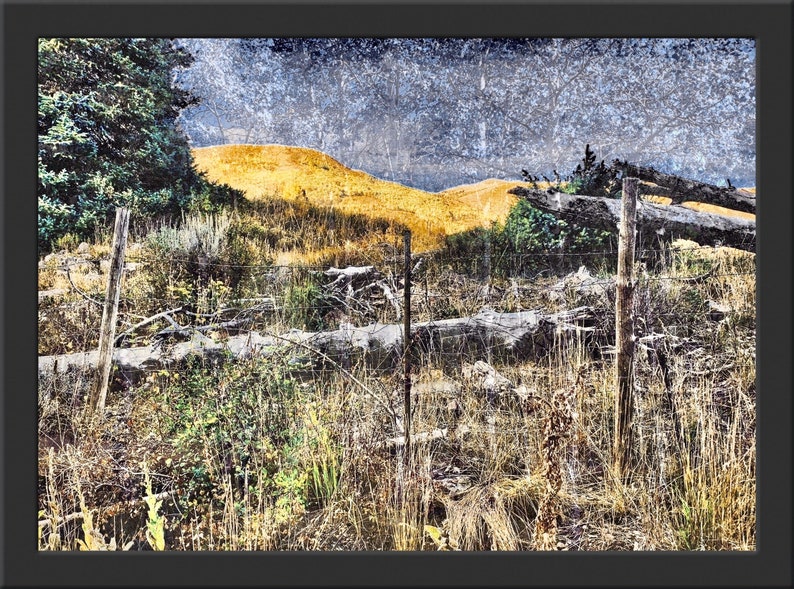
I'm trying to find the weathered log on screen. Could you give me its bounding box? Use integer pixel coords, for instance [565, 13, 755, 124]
[385, 425, 471, 451]
[611, 160, 756, 213]
[324, 265, 380, 282]
[508, 187, 755, 252]
[38, 306, 598, 389]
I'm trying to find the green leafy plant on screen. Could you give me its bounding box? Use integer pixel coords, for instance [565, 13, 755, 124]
[149, 356, 303, 515]
[283, 279, 328, 331]
[142, 460, 166, 551]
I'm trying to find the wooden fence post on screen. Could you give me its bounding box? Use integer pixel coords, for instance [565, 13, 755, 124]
[89, 207, 130, 416]
[613, 178, 638, 481]
[403, 230, 412, 461]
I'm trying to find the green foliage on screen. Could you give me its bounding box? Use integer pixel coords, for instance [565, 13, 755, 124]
[139, 211, 262, 316]
[538, 205, 603, 257]
[37, 196, 74, 252]
[283, 279, 329, 331]
[443, 198, 615, 277]
[148, 357, 313, 523]
[37, 38, 239, 251]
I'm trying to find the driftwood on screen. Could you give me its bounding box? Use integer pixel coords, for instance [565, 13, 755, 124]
[508, 187, 755, 252]
[38, 306, 598, 388]
[611, 161, 756, 213]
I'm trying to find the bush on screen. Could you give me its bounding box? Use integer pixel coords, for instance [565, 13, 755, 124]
[144, 355, 343, 537]
[442, 199, 615, 278]
[283, 279, 329, 331]
[139, 211, 262, 317]
[564, 144, 622, 198]
[148, 356, 299, 511]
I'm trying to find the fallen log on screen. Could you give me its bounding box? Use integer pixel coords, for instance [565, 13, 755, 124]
[38, 306, 598, 389]
[508, 187, 755, 252]
[611, 160, 756, 213]
[385, 425, 471, 451]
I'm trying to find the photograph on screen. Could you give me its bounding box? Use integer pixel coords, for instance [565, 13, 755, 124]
[4, 1, 791, 587]
[36, 34, 758, 552]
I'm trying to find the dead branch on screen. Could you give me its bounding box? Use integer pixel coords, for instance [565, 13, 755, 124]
[612, 160, 756, 213]
[114, 307, 183, 345]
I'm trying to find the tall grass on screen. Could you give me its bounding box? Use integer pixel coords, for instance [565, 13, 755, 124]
[39, 187, 755, 554]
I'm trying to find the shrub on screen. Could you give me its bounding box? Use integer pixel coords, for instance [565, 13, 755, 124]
[563, 143, 622, 197]
[282, 279, 329, 331]
[139, 211, 262, 317]
[442, 198, 615, 278]
[140, 355, 340, 542]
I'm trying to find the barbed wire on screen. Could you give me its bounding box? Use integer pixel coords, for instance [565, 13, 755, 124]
[39, 242, 756, 364]
[39, 268, 755, 316]
[39, 242, 754, 273]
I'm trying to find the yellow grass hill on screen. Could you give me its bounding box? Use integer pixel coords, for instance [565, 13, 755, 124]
[192, 144, 754, 264]
[191, 144, 527, 254]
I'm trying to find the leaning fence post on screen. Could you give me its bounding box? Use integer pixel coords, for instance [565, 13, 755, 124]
[89, 207, 130, 416]
[613, 178, 638, 481]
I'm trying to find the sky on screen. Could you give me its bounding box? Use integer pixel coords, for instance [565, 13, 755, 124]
[176, 38, 756, 191]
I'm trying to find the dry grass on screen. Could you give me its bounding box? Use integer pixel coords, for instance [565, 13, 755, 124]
[38, 147, 755, 553]
[38, 254, 756, 551]
[192, 144, 533, 259]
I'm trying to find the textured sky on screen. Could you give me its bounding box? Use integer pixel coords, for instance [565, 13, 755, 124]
[177, 38, 756, 191]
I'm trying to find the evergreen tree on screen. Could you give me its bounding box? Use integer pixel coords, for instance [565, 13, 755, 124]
[38, 38, 234, 250]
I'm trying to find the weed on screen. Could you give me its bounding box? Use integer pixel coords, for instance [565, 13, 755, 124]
[142, 459, 166, 551]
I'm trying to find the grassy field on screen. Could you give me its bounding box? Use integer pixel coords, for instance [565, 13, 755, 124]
[38, 145, 756, 552]
[192, 144, 527, 259]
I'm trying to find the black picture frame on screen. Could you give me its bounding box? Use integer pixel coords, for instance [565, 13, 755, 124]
[4, 1, 791, 587]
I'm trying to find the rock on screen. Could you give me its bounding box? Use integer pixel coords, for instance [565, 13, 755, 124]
[77, 242, 90, 254]
[707, 300, 731, 322]
[38, 288, 69, 302]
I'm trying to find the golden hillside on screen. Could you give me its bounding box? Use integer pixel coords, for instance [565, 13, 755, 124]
[437, 178, 522, 223]
[640, 186, 756, 221]
[192, 144, 755, 262]
[192, 144, 530, 252]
